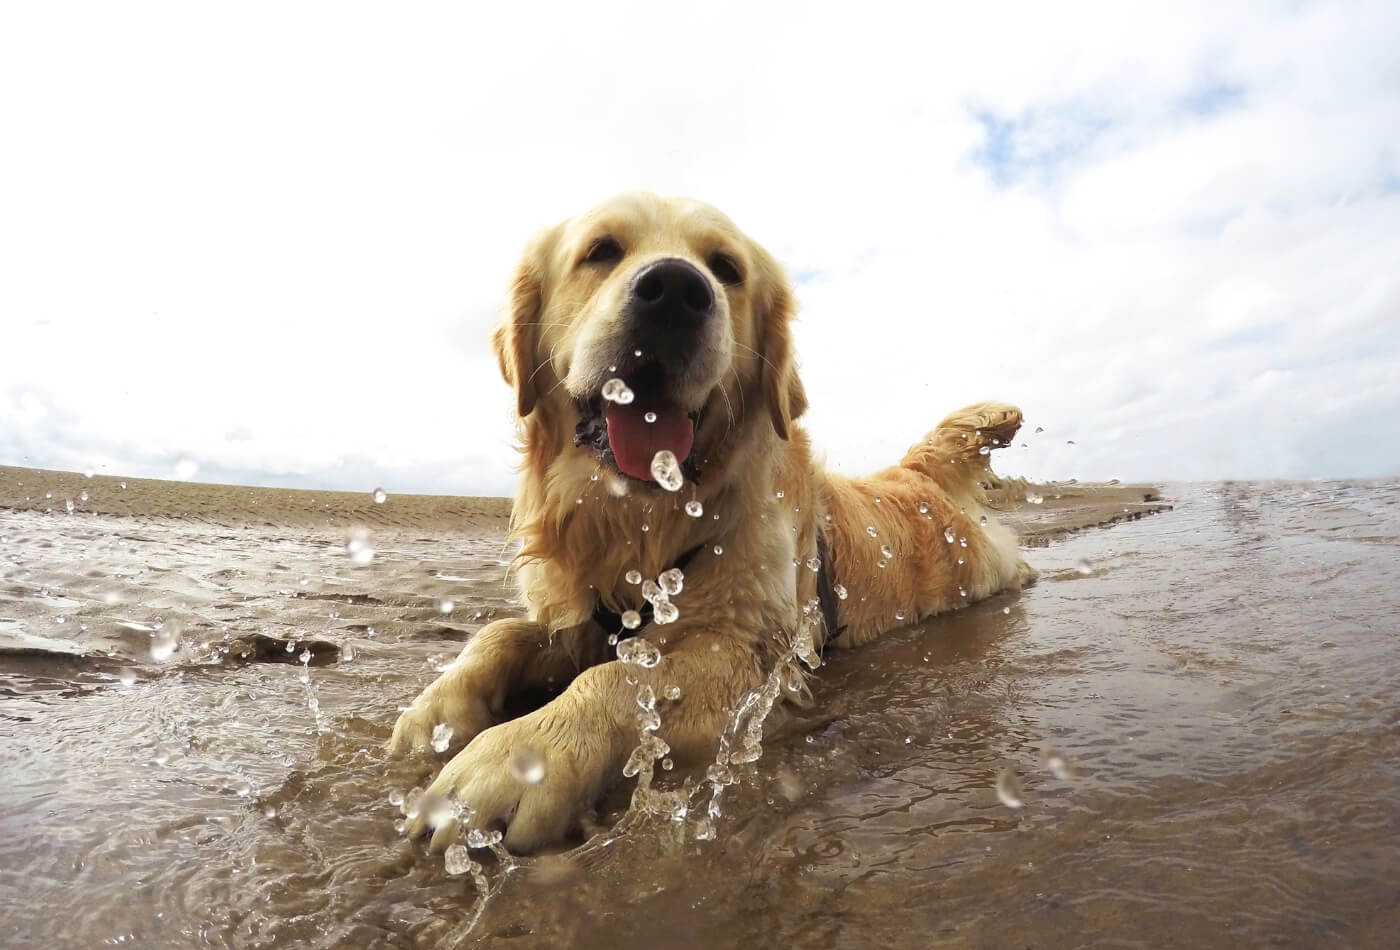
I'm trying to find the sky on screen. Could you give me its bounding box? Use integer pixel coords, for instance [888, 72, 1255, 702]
[2, 1, 1397, 497]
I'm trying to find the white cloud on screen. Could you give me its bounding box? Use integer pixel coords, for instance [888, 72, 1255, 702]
[1, 1, 1396, 494]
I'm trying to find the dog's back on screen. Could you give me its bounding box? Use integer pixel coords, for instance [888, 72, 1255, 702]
[819, 402, 1030, 646]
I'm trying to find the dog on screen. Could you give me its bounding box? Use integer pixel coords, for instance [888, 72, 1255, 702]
[390, 193, 1035, 852]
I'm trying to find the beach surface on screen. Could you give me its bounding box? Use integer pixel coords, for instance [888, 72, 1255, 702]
[4, 467, 1397, 949]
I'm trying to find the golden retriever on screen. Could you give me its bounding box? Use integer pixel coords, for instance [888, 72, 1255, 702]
[390, 193, 1035, 852]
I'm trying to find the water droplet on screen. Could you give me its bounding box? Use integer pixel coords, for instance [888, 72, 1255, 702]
[653, 600, 679, 624]
[806, 557, 821, 572]
[1002, 606, 1011, 615]
[641, 410, 658, 424]
[650, 450, 684, 491]
[658, 568, 684, 596]
[510, 747, 546, 785]
[865, 525, 878, 538]
[119, 482, 126, 489]
[174, 458, 198, 480]
[775, 490, 785, 499]
[879, 544, 893, 559]
[685, 500, 704, 518]
[616, 637, 662, 667]
[388, 789, 405, 807]
[55, 615, 66, 624]
[470, 828, 504, 850]
[444, 843, 475, 875]
[607, 633, 618, 645]
[663, 684, 681, 700]
[621, 609, 642, 629]
[601, 377, 635, 404]
[372, 487, 388, 504]
[1041, 748, 1072, 780]
[150, 620, 181, 661]
[642, 579, 664, 603]
[80, 490, 89, 503]
[877, 559, 887, 568]
[345, 528, 375, 565]
[895, 609, 906, 621]
[979, 515, 988, 527]
[661, 757, 674, 770]
[1075, 559, 1093, 575]
[431, 723, 454, 753]
[626, 569, 642, 585]
[978, 445, 990, 455]
[632, 348, 643, 358]
[996, 769, 1026, 809]
[712, 544, 724, 556]
[833, 584, 848, 600]
[944, 526, 956, 543]
[439, 598, 454, 613]
[917, 501, 929, 514]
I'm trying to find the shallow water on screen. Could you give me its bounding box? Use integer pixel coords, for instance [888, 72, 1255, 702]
[2, 480, 1398, 948]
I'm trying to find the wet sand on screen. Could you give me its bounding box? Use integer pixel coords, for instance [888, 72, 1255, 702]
[6, 468, 1398, 949]
[0, 466, 512, 532]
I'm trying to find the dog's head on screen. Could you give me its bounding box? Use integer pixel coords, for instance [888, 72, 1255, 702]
[493, 193, 806, 487]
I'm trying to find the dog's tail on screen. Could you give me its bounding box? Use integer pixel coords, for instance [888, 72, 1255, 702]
[898, 401, 1023, 504]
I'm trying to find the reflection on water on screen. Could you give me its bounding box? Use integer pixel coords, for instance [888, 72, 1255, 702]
[2, 480, 1398, 948]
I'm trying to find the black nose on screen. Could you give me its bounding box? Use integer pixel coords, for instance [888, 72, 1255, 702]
[630, 258, 714, 327]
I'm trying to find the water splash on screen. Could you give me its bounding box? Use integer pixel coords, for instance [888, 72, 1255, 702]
[995, 769, 1026, 809]
[344, 528, 375, 566]
[431, 723, 454, 753]
[601, 378, 634, 404]
[650, 450, 683, 492]
[510, 747, 545, 785]
[615, 637, 662, 667]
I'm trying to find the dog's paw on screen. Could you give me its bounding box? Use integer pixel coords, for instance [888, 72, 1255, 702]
[404, 709, 613, 854]
[1017, 559, 1039, 589]
[388, 677, 495, 758]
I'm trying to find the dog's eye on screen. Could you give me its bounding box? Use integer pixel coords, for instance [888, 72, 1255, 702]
[707, 253, 743, 286]
[582, 237, 623, 265]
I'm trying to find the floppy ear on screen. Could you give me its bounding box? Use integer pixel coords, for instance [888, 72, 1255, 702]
[757, 263, 808, 440]
[491, 230, 555, 418]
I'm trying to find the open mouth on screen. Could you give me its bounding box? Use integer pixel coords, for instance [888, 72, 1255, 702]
[574, 365, 704, 483]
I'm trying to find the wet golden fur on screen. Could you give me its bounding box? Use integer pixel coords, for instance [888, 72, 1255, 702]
[391, 193, 1034, 852]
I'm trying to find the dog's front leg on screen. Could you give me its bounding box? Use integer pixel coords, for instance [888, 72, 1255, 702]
[389, 617, 594, 757]
[405, 631, 765, 853]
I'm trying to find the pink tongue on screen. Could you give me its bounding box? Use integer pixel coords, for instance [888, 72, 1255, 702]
[605, 402, 694, 481]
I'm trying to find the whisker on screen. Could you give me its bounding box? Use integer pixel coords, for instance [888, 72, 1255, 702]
[731, 340, 777, 374]
[525, 339, 563, 389]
